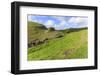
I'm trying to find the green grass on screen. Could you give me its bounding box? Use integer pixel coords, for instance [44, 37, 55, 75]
[28, 22, 88, 61]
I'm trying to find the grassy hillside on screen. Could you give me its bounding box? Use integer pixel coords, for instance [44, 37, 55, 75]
[28, 22, 65, 47]
[28, 21, 88, 61]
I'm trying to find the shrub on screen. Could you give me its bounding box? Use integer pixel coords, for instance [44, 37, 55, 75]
[48, 27, 55, 31]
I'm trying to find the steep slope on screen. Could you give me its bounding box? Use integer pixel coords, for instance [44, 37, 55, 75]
[28, 21, 64, 45]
